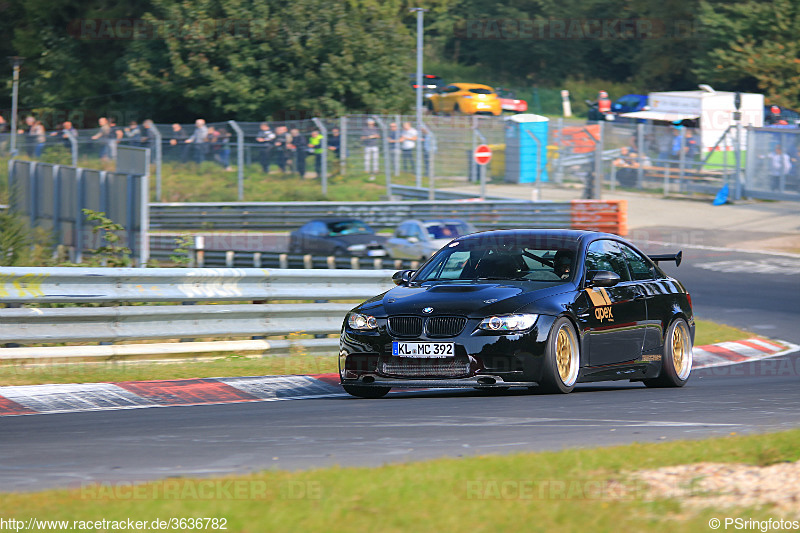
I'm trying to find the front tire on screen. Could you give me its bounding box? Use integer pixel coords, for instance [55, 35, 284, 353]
[342, 384, 391, 398]
[538, 317, 580, 393]
[643, 318, 692, 388]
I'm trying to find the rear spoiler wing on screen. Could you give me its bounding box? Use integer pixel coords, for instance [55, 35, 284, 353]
[648, 251, 682, 267]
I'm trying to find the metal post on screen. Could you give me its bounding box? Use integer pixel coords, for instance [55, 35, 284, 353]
[734, 120, 743, 201]
[555, 117, 564, 184]
[371, 115, 392, 199]
[151, 124, 162, 201]
[474, 123, 487, 199]
[312, 117, 328, 196]
[339, 116, 347, 175]
[9, 57, 24, 157]
[678, 128, 686, 191]
[140, 149, 151, 266]
[228, 120, 244, 201]
[394, 114, 401, 176]
[411, 8, 427, 189]
[426, 125, 436, 200]
[592, 121, 604, 199]
[636, 123, 645, 189]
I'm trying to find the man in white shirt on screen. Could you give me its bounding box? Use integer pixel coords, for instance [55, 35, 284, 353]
[767, 145, 792, 191]
[400, 122, 417, 174]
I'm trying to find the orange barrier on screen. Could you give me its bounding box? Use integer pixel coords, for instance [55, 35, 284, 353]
[555, 125, 600, 155]
[570, 199, 628, 236]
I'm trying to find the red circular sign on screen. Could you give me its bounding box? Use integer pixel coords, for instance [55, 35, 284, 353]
[474, 144, 492, 165]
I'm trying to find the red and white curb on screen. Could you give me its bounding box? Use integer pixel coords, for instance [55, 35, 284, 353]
[693, 338, 798, 369]
[0, 374, 344, 417]
[0, 339, 796, 417]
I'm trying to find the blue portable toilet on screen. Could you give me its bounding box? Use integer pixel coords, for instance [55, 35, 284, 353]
[504, 114, 549, 184]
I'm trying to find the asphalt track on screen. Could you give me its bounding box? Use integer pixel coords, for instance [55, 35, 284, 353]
[1, 243, 799, 492]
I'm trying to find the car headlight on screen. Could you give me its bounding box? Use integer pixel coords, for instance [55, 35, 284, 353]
[347, 244, 367, 252]
[479, 314, 538, 332]
[348, 313, 378, 330]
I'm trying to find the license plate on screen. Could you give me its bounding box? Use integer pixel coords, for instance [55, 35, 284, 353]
[392, 342, 454, 358]
[368, 249, 387, 257]
[477, 103, 489, 109]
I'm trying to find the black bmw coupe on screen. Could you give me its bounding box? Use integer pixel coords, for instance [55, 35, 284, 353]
[339, 229, 693, 398]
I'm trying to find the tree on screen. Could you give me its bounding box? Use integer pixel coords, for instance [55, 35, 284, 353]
[122, 0, 415, 120]
[693, 0, 800, 108]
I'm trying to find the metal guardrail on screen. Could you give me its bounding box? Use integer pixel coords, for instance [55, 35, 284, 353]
[147, 249, 423, 270]
[0, 266, 396, 360]
[149, 199, 574, 232]
[0, 266, 394, 304]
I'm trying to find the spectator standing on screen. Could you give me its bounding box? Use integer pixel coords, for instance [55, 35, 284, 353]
[388, 122, 401, 174]
[400, 122, 418, 173]
[169, 123, 189, 162]
[216, 127, 233, 171]
[767, 145, 792, 191]
[684, 129, 699, 162]
[597, 91, 611, 115]
[139, 119, 156, 150]
[422, 125, 436, 176]
[31, 120, 46, 158]
[327, 127, 341, 160]
[20, 116, 35, 157]
[256, 122, 276, 172]
[361, 119, 380, 177]
[290, 128, 307, 178]
[308, 129, 324, 177]
[185, 119, 209, 164]
[273, 125, 292, 173]
[124, 121, 141, 144]
[51, 121, 77, 149]
[90, 117, 114, 161]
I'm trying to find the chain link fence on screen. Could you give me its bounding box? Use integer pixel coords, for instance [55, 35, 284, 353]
[2, 114, 798, 203]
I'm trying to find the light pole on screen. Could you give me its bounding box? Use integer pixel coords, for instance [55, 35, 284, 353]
[8, 56, 24, 157]
[410, 8, 427, 189]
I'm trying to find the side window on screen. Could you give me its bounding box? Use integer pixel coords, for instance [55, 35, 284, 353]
[584, 240, 631, 282]
[309, 221, 327, 237]
[619, 244, 655, 281]
[396, 223, 410, 238]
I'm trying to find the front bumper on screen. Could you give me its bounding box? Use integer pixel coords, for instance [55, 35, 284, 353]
[339, 315, 557, 386]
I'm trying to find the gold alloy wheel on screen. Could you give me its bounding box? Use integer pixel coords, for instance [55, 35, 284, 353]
[671, 321, 692, 380]
[555, 326, 578, 386]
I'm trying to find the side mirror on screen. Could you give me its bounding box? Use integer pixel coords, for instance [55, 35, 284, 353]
[587, 270, 621, 288]
[392, 269, 416, 286]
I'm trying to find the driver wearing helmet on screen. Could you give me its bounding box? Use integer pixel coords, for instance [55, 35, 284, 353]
[553, 249, 574, 280]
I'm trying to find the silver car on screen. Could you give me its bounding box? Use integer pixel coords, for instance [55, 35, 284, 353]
[384, 219, 476, 260]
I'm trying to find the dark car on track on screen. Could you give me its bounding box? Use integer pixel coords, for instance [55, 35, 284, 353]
[288, 218, 387, 257]
[339, 229, 693, 398]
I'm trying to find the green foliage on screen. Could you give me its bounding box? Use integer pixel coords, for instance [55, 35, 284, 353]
[693, 0, 800, 108]
[169, 234, 194, 266]
[82, 209, 132, 267]
[0, 210, 53, 267]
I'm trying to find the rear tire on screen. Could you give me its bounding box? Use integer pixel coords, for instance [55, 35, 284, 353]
[342, 384, 391, 399]
[538, 317, 580, 394]
[643, 318, 692, 388]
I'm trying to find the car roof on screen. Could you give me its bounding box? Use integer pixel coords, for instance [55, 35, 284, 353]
[457, 228, 608, 243]
[306, 218, 366, 224]
[451, 83, 496, 91]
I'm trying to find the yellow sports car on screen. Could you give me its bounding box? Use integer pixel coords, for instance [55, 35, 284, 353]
[427, 83, 503, 116]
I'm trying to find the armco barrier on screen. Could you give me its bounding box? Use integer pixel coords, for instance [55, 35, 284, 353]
[148, 200, 574, 232]
[0, 266, 395, 360]
[149, 199, 627, 235]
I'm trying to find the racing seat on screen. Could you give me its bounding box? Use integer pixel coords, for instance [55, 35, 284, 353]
[473, 254, 519, 279]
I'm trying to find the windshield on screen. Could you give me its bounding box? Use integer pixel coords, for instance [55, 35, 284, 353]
[424, 221, 474, 240]
[414, 235, 578, 283]
[326, 220, 373, 236]
[468, 88, 494, 95]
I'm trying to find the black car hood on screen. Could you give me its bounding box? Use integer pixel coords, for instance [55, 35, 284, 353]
[357, 280, 575, 317]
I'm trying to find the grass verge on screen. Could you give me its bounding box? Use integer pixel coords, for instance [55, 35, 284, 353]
[0, 318, 760, 387]
[1, 429, 798, 532]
